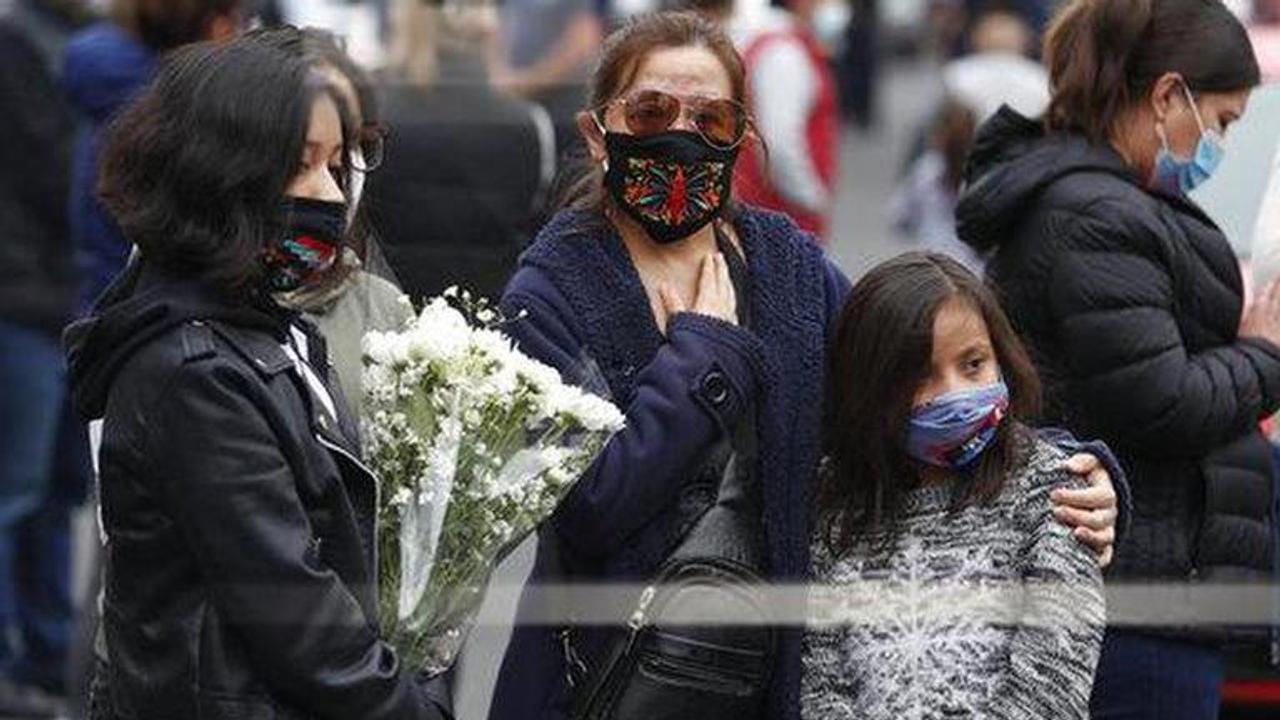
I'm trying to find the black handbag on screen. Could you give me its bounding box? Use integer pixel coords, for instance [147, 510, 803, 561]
[568, 449, 774, 720]
[568, 228, 774, 720]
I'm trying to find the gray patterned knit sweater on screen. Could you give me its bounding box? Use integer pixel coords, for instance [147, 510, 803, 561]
[801, 440, 1105, 720]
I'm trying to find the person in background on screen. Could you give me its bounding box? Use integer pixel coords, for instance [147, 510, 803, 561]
[66, 28, 449, 719]
[837, 0, 878, 129]
[273, 28, 413, 412]
[962, 0, 1055, 47]
[1260, 0, 1280, 23]
[891, 6, 1045, 271]
[487, 0, 605, 157]
[0, 3, 88, 716]
[63, 0, 243, 314]
[732, 0, 841, 240]
[956, 1, 1280, 717]
[942, 3, 1047, 123]
[807, 252, 1104, 719]
[1253, 138, 1280, 289]
[372, 0, 554, 303]
[492, 12, 1121, 720]
[888, 100, 983, 272]
[9, 0, 98, 58]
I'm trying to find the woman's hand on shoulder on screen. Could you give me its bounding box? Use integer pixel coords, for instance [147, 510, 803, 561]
[1050, 453, 1118, 568]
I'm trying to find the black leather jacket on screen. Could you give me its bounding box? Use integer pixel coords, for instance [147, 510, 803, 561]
[66, 265, 443, 720]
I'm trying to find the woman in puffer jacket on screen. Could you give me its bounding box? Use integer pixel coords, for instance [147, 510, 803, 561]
[956, 1, 1280, 718]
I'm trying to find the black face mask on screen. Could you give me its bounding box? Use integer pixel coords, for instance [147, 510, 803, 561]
[603, 130, 738, 244]
[262, 197, 347, 293]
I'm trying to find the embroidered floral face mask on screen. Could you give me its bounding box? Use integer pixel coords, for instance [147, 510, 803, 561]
[602, 130, 738, 245]
[262, 197, 347, 293]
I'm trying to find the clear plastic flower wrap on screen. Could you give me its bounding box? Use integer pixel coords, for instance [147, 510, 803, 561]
[361, 288, 625, 675]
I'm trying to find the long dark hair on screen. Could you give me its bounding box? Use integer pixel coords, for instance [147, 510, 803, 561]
[817, 252, 1042, 556]
[1043, 0, 1259, 145]
[98, 27, 350, 297]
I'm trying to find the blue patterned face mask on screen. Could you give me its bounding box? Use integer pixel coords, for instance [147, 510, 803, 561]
[1152, 82, 1225, 196]
[904, 381, 1010, 470]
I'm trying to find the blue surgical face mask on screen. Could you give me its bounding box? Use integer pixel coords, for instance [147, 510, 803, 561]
[904, 381, 1010, 470]
[1152, 82, 1226, 196]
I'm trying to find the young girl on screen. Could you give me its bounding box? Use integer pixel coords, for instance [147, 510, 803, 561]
[803, 252, 1104, 719]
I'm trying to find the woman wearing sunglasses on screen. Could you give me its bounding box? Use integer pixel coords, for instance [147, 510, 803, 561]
[492, 11, 1124, 720]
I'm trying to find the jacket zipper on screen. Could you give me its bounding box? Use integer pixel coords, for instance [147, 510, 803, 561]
[315, 433, 382, 579]
[639, 654, 756, 696]
[625, 585, 658, 649]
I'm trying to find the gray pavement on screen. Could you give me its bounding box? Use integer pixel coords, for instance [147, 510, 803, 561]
[828, 58, 945, 281]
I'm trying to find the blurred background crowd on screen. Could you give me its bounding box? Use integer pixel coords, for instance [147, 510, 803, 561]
[3, 0, 1280, 717]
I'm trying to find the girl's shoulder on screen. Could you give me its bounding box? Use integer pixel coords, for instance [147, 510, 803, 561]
[1006, 434, 1083, 521]
[1022, 436, 1072, 478]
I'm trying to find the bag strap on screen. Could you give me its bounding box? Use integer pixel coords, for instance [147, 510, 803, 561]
[561, 221, 763, 692]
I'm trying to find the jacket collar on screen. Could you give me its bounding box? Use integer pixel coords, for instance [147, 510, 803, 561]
[210, 322, 295, 377]
[208, 319, 362, 454]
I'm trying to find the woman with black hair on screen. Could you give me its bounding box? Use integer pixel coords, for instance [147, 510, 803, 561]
[957, 0, 1280, 717]
[65, 0, 244, 314]
[64, 28, 446, 720]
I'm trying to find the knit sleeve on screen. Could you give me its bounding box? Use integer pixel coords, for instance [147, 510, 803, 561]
[988, 447, 1106, 720]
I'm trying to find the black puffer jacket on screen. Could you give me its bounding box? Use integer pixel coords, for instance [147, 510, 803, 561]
[65, 264, 443, 720]
[957, 108, 1280, 585]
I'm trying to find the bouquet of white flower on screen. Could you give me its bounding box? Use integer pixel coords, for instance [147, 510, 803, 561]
[362, 288, 625, 674]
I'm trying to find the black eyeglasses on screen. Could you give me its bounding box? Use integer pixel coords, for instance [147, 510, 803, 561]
[351, 124, 387, 172]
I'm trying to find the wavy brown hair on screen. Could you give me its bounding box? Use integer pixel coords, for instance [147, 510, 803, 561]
[817, 252, 1042, 556]
[1043, 0, 1259, 145]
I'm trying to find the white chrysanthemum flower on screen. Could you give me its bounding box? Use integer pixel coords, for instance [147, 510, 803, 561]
[470, 328, 515, 362]
[483, 366, 519, 398]
[540, 384, 624, 432]
[515, 358, 564, 397]
[360, 287, 626, 674]
[363, 331, 394, 365]
[390, 486, 413, 508]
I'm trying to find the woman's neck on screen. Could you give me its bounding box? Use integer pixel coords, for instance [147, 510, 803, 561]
[1108, 114, 1157, 184]
[613, 210, 719, 269]
[610, 208, 721, 333]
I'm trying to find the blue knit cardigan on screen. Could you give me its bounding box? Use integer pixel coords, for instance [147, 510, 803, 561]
[491, 205, 849, 720]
